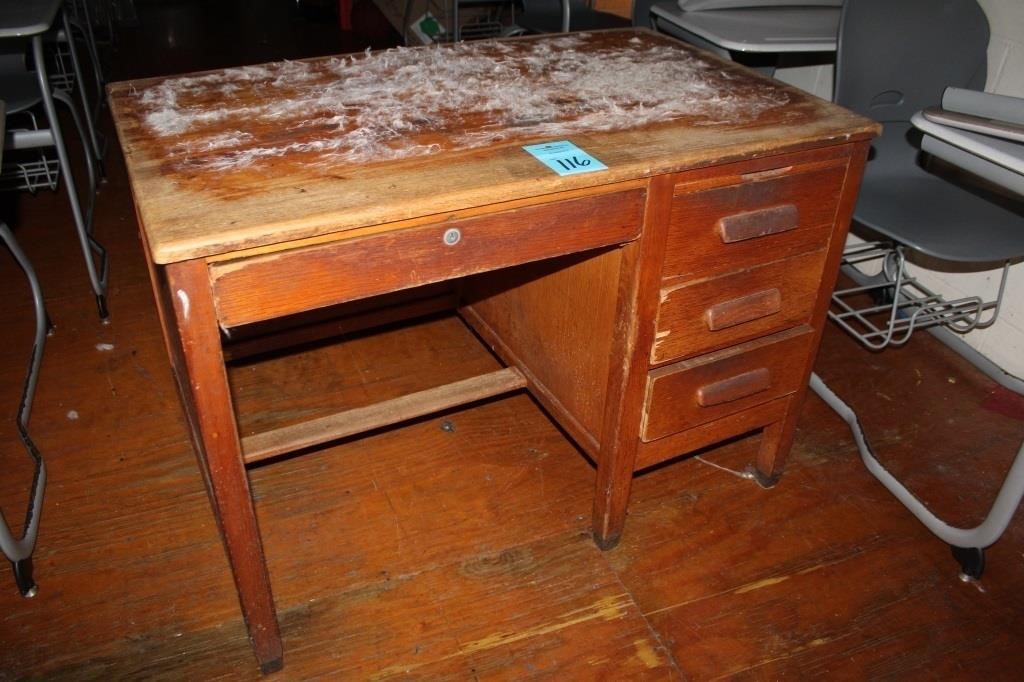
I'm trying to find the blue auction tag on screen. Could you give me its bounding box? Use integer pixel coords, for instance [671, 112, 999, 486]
[522, 140, 608, 176]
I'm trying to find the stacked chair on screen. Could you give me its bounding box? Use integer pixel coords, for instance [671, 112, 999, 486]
[1, 0, 108, 597]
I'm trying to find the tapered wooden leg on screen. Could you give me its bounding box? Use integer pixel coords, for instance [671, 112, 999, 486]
[163, 260, 283, 673]
[591, 174, 676, 551]
[753, 402, 802, 489]
[592, 443, 638, 550]
[593, 430, 638, 552]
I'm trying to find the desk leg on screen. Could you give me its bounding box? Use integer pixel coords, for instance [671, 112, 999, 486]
[753, 142, 872, 488]
[591, 175, 676, 550]
[163, 260, 283, 674]
[754, 382, 813, 488]
[753, 418, 794, 488]
[592, 443, 638, 550]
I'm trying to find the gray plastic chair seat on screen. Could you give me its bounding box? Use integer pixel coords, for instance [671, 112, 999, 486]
[856, 124, 1024, 263]
[0, 70, 42, 113]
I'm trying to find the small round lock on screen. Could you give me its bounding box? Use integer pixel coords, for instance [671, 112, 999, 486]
[442, 228, 461, 246]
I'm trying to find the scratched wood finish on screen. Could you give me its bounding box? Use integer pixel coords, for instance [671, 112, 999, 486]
[642, 327, 814, 442]
[661, 150, 849, 284]
[5, 184, 1024, 678]
[754, 140, 871, 482]
[119, 28, 857, 665]
[634, 396, 795, 471]
[210, 187, 644, 328]
[653, 249, 827, 364]
[241, 367, 528, 463]
[106, 30, 876, 263]
[4, 4, 1024, 677]
[589, 174, 679, 550]
[162, 259, 284, 672]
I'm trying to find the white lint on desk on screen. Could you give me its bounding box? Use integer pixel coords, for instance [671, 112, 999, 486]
[133, 33, 790, 173]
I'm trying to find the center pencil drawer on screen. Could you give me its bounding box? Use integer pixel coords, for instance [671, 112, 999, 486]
[641, 326, 813, 442]
[210, 188, 644, 328]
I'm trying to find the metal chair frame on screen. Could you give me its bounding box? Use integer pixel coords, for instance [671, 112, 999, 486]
[1, 8, 109, 319]
[0, 222, 49, 598]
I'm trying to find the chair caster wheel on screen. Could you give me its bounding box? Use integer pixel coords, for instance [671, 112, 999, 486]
[951, 545, 985, 580]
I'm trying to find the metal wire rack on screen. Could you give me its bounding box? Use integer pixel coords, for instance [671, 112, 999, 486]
[1, 112, 61, 193]
[828, 241, 1009, 350]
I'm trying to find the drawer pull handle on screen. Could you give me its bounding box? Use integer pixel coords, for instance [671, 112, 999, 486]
[696, 368, 771, 407]
[705, 288, 782, 331]
[717, 204, 798, 243]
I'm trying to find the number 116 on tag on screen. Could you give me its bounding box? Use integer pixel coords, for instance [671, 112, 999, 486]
[522, 140, 609, 176]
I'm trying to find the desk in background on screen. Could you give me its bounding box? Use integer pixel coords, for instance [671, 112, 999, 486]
[650, 0, 839, 70]
[108, 29, 876, 673]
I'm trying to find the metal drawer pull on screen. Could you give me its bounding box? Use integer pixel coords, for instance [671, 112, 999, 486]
[705, 288, 782, 331]
[717, 204, 798, 243]
[696, 368, 771, 407]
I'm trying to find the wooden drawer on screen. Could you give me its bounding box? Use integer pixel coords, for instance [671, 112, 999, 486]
[662, 158, 847, 282]
[210, 188, 644, 328]
[651, 249, 827, 364]
[641, 327, 813, 442]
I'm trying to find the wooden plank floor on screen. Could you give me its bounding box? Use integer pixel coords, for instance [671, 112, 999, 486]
[2, 2, 1024, 678]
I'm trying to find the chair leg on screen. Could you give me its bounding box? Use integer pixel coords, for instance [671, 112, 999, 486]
[11, 559, 38, 598]
[62, 10, 106, 175]
[32, 34, 110, 321]
[0, 223, 49, 599]
[72, 0, 106, 103]
[810, 372, 1024, 579]
[951, 545, 985, 580]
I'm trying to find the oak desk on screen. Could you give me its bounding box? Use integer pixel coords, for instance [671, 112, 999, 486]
[108, 29, 877, 673]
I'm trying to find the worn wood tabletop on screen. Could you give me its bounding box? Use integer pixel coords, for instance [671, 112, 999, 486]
[107, 29, 876, 264]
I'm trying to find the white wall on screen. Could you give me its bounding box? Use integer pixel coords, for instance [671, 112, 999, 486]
[959, 0, 1024, 377]
[774, 0, 1024, 378]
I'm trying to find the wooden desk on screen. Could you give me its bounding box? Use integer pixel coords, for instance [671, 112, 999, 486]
[108, 29, 877, 673]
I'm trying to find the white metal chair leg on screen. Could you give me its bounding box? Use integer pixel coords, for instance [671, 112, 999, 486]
[810, 372, 1024, 579]
[60, 9, 105, 171]
[0, 223, 49, 598]
[32, 32, 109, 320]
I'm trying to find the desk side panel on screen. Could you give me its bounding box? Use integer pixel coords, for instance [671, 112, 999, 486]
[461, 247, 626, 452]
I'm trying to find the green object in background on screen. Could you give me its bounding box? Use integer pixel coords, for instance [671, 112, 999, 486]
[410, 11, 445, 44]
[420, 15, 440, 37]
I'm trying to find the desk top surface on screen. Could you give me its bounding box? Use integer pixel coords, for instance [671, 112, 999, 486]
[108, 29, 875, 264]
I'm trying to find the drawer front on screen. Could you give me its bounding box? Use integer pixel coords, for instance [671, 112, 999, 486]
[210, 188, 644, 328]
[652, 249, 827, 364]
[641, 327, 813, 442]
[662, 159, 847, 282]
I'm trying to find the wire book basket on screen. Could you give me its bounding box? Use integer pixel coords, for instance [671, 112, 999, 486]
[829, 241, 1009, 350]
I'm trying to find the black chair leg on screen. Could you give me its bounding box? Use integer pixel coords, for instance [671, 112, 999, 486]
[12, 558, 38, 598]
[951, 545, 985, 580]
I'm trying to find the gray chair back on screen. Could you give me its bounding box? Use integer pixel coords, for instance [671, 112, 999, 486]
[835, 0, 989, 123]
